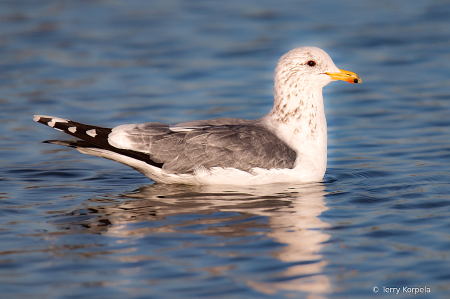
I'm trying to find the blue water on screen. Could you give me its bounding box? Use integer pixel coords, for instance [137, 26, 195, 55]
[1, 0, 450, 298]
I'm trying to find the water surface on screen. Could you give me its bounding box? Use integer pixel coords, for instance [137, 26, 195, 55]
[1, 0, 450, 298]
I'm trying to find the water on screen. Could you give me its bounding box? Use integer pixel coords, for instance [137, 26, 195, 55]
[1, 0, 450, 298]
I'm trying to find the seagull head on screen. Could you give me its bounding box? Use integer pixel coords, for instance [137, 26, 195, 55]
[275, 47, 361, 89]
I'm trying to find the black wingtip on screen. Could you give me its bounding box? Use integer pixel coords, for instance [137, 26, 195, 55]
[43, 140, 77, 148]
[35, 115, 165, 169]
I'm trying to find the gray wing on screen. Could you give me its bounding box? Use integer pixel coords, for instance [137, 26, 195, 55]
[175, 117, 252, 126]
[109, 119, 297, 174]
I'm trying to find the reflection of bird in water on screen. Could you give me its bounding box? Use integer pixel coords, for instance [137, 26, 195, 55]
[34, 47, 360, 185]
[60, 183, 331, 297]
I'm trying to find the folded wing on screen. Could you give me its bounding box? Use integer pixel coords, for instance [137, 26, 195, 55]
[35, 116, 297, 174]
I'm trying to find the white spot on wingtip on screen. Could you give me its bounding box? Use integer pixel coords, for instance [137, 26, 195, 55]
[86, 129, 97, 137]
[33, 115, 42, 122]
[47, 117, 68, 128]
[68, 127, 77, 133]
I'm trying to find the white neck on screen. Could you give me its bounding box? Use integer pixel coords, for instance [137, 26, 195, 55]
[259, 71, 328, 179]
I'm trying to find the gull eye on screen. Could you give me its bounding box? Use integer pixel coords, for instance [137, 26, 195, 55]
[307, 60, 316, 67]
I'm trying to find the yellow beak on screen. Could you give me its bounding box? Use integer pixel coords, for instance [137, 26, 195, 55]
[326, 69, 362, 84]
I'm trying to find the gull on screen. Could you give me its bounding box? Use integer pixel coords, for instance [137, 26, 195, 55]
[34, 47, 361, 185]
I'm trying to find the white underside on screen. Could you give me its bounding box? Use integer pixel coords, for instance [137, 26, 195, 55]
[77, 148, 324, 185]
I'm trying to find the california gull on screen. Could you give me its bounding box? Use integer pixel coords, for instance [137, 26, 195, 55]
[34, 47, 361, 185]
